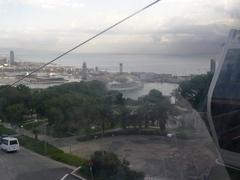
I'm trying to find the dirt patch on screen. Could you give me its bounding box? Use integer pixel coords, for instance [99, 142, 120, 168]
[61, 134, 217, 179]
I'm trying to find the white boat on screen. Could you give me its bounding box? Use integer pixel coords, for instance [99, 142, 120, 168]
[25, 73, 68, 84]
[107, 80, 143, 92]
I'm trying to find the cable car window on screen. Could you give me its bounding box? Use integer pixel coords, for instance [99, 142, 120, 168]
[211, 49, 240, 153]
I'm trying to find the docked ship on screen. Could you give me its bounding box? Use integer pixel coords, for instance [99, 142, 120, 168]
[22, 73, 68, 85]
[33, 76, 68, 84]
[107, 63, 143, 92]
[107, 79, 143, 91]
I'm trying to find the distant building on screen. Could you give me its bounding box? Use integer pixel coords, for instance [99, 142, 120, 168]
[210, 59, 216, 74]
[119, 63, 123, 74]
[0, 58, 7, 65]
[95, 66, 99, 72]
[9, 51, 14, 65]
[82, 62, 87, 80]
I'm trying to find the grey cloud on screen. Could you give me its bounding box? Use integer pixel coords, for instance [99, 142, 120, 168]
[1, 3, 239, 56]
[212, 1, 240, 20]
[228, 6, 240, 19]
[140, 17, 240, 55]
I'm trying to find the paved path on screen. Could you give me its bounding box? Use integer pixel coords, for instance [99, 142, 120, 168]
[10, 123, 122, 149]
[0, 147, 74, 180]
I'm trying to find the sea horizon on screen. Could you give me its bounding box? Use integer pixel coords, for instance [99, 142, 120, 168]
[1, 51, 216, 76]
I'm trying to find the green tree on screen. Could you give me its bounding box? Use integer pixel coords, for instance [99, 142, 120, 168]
[178, 73, 213, 131]
[178, 73, 213, 111]
[5, 103, 26, 124]
[114, 92, 130, 129]
[137, 89, 173, 134]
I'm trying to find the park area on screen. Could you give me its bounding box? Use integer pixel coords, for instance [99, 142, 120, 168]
[59, 130, 217, 180]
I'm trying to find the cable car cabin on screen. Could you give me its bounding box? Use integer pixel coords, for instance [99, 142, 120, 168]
[208, 29, 240, 168]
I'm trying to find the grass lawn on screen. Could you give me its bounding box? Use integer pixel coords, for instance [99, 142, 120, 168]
[0, 125, 16, 135]
[18, 135, 87, 167]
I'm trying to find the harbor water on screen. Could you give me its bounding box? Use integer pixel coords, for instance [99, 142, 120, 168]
[122, 82, 178, 100]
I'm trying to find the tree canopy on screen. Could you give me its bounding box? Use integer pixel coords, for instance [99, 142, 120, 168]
[0, 81, 177, 136]
[178, 73, 213, 111]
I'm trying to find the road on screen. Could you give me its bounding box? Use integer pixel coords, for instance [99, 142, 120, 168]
[0, 147, 74, 180]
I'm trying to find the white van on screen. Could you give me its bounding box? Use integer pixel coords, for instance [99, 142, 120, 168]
[1, 137, 19, 152]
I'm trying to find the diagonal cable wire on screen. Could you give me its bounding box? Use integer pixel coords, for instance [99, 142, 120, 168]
[9, 0, 161, 87]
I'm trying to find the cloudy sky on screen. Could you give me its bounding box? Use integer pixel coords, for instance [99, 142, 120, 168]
[0, 0, 239, 56]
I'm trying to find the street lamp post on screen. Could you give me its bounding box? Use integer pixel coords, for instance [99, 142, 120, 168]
[44, 123, 48, 155]
[20, 125, 23, 135]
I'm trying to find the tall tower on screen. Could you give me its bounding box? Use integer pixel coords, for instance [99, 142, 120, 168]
[9, 51, 14, 65]
[95, 66, 99, 72]
[119, 63, 123, 74]
[82, 62, 87, 80]
[210, 59, 216, 74]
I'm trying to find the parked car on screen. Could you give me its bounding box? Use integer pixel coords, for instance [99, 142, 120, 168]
[1, 137, 19, 152]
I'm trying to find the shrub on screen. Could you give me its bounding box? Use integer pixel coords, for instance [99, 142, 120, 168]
[78, 151, 144, 180]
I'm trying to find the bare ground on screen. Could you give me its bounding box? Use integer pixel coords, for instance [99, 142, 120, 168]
[60, 133, 220, 180]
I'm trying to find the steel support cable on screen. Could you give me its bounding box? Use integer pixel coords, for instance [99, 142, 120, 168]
[8, 0, 161, 87]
